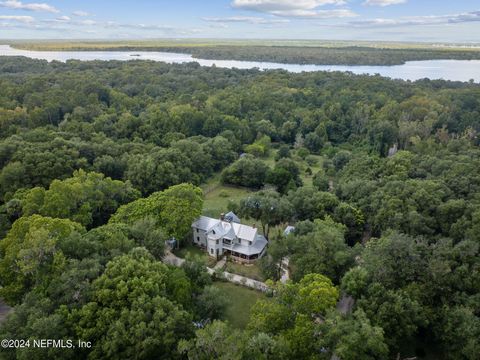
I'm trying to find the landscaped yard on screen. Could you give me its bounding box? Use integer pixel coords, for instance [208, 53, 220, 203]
[173, 243, 217, 267]
[225, 261, 266, 282]
[213, 281, 266, 329]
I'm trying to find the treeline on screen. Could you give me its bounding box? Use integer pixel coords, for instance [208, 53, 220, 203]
[11, 43, 480, 65]
[188, 45, 480, 66]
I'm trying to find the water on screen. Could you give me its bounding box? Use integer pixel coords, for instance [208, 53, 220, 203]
[1, 44, 479, 83]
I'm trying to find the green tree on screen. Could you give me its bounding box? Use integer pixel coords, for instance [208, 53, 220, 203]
[289, 218, 354, 282]
[178, 321, 244, 360]
[237, 190, 292, 239]
[16, 170, 140, 228]
[196, 285, 228, 321]
[221, 156, 268, 189]
[70, 248, 194, 360]
[320, 309, 389, 360]
[111, 183, 203, 242]
[0, 215, 85, 304]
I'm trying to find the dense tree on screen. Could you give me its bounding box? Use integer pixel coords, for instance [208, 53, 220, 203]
[0, 215, 85, 304]
[178, 321, 245, 360]
[288, 218, 356, 282]
[236, 190, 292, 239]
[70, 248, 194, 360]
[1, 54, 480, 360]
[13, 170, 139, 228]
[221, 156, 269, 189]
[319, 309, 389, 360]
[111, 183, 203, 241]
[287, 187, 340, 221]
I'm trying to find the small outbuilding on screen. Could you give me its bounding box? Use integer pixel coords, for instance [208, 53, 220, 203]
[283, 226, 296, 236]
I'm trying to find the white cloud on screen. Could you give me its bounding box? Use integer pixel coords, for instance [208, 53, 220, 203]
[72, 10, 90, 17]
[78, 19, 96, 26]
[363, 0, 407, 6]
[231, 0, 355, 18]
[0, 14, 34, 22]
[274, 9, 356, 18]
[232, 0, 345, 11]
[55, 15, 70, 22]
[350, 11, 480, 27]
[0, 0, 59, 13]
[203, 16, 289, 24]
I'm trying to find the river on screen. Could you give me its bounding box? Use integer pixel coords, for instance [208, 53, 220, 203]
[1, 44, 479, 83]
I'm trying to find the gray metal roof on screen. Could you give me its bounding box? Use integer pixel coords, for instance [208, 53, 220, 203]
[192, 216, 219, 232]
[224, 211, 241, 223]
[231, 235, 267, 256]
[192, 216, 260, 243]
[284, 226, 296, 235]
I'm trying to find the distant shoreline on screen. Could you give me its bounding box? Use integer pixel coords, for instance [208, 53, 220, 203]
[7, 40, 480, 66]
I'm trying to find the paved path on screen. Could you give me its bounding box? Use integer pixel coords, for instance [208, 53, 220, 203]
[163, 251, 185, 267]
[213, 257, 226, 271]
[280, 257, 290, 284]
[163, 251, 269, 292]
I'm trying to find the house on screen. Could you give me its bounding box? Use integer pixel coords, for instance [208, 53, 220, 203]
[191, 212, 267, 263]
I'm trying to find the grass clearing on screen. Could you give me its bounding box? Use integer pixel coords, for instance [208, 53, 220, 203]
[202, 184, 253, 218]
[213, 281, 266, 329]
[225, 261, 265, 282]
[174, 243, 216, 267]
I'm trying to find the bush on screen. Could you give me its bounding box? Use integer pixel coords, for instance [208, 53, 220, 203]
[297, 147, 310, 159]
[305, 155, 318, 166]
[219, 190, 229, 198]
[313, 171, 330, 191]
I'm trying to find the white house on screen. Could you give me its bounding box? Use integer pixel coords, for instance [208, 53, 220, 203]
[191, 212, 267, 263]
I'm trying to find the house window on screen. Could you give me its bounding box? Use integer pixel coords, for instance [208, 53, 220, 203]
[216, 239, 219, 245]
[197, 237, 200, 242]
[212, 230, 216, 235]
[196, 229, 199, 233]
[210, 248, 214, 254]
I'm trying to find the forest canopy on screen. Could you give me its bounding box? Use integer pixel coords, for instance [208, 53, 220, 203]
[0, 56, 479, 359]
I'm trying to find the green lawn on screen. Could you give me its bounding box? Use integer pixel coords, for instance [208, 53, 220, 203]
[202, 184, 253, 218]
[225, 261, 265, 282]
[173, 243, 216, 267]
[213, 282, 266, 329]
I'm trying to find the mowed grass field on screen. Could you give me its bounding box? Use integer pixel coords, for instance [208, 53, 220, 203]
[202, 180, 253, 219]
[213, 281, 266, 329]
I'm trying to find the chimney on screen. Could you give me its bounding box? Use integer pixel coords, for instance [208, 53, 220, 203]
[252, 223, 256, 229]
[220, 213, 225, 221]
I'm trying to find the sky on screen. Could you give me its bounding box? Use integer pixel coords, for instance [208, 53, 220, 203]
[0, 0, 479, 43]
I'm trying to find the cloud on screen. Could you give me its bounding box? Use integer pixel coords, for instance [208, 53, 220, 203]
[55, 15, 70, 22]
[78, 19, 96, 26]
[72, 10, 90, 17]
[349, 11, 480, 27]
[275, 9, 356, 18]
[203, 16, 289, 24]
[363, 0, 407, 6]
[0, 14, 34, 23]
[0, 0, 59, 13]
[231, 0, 356, 18]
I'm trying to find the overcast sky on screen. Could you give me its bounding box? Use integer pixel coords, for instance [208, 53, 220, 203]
[0, 0, 479, 43]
